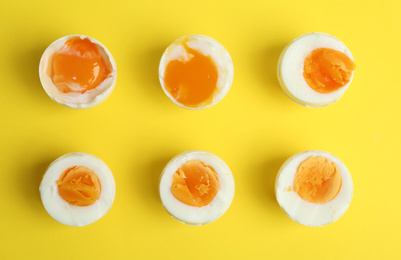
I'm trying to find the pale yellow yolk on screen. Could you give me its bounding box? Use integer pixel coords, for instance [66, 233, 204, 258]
[303, 48, 356, 94]
[294, 156, 342, 204]
[57, 166, 101, 206]
[51, 37, 112, 94]
[164, 40, 219, 108]
[171, 160, 220, 207]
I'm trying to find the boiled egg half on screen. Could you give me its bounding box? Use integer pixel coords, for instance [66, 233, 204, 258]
[275, 150, 353, 227]
[159, 151, 235, 225]
[39, 35, 117, 109]
[159, 35, 234, 109]
[277, 32, 355, 107]
[39, 152, 116, 226]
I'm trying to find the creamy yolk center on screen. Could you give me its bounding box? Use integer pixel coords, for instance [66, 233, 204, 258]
[171, 160, 220, 207]
[51, 37, 111, 94]
[303, 48, 356, 94]
[294, 156, 342, 204]
[164, 40, 219, 107]
[57, 166, 101, 206]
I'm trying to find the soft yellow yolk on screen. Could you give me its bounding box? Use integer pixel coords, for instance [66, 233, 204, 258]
[303, 48, 356, 94]
[164, 40, 219, 108]
[51, 37, 112, 94]
[294, 156, 342, 204]
[57, 166, 101, 206]
[171, 160, 220, 207]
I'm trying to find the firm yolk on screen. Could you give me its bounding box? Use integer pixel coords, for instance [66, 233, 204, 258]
[51, 37, 111, 94]
[171, 160, 220, 207]
[294, 156, 342, 204]
[164, 40, 219, 108]
[303, 48, 356, 94]
[57, 166, 101, 206]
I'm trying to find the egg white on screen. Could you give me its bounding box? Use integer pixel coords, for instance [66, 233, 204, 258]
[275, 150, 353, 227]
[158, 35, 234, 109]
[39, 152, 116, 227]
[277, 32, 354, 107]
[39, 35, 117, 109]
[159, 151, 235, 225]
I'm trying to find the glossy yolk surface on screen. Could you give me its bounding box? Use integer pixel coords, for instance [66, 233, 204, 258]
[171, 160, 220, 207]
[294, 156, 342, 204]
[51, 37, 111, 94]
[303, 48, 356, 94]
[57, 166, 101, 206]
[164, 40, 218, 108]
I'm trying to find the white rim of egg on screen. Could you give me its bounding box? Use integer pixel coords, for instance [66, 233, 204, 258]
[159, 150, 235, 225]
[275, 150, 353, 227]
[39, 35, 117, 109]
[39, 152, 116, 227]
[158, 34, 234, 110]
[277, 32, 354, 108]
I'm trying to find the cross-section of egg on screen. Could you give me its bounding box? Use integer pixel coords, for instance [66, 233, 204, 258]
[277, 32, 355, 107]
[39, 35, 117, 109]
[275, 150, 353, 227]
[159, 151, 235, 225]
[39, 152, 116, 226]
[159, 35, 234, 109]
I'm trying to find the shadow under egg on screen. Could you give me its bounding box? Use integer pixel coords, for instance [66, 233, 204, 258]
[20, 157, 53, 211]
[134, 155, 173, 206]
[252, 42, 288, 99]
[252, 155, 290, 210]
[13, 43, 50, 102]
[131, 44, 167, 101]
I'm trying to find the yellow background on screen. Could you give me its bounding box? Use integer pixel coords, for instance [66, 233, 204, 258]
[0, 0, 400, 259]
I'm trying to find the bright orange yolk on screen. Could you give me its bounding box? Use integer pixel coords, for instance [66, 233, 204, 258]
[294, 156, 342, 204]
[51, 37, 111, 94]
[164, 40, 219, 108]
[57, 166, 101, 206]
[171, 160, 220, 207]
[303, 48, 356, 94]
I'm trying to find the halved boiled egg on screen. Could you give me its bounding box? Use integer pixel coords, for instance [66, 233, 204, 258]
[159, 35, 234, 109]
[277, 32, 355, 107]
[39, 152, 116, 226]
[159, 151, 235, 225]
[275, 150, 353, 227]
[39, 35, 117, 109]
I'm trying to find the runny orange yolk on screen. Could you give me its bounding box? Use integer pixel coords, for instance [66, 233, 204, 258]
[51, 37, 112, 94]
[294, 156, 342, 204]
[164, 40, 219, 108]
[171, 160, 220, 207]
[303, 48, 356, 94]
[57, 166, 101, 206]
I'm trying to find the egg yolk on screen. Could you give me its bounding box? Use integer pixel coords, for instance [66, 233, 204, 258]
[171, 160, 220, 207]
[51, 37, 112, 94]
[57, 166, 101, 206]
[164, 40, 219, 108]
[303, 48, 356, 94]
[294, 156, 342, 204]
